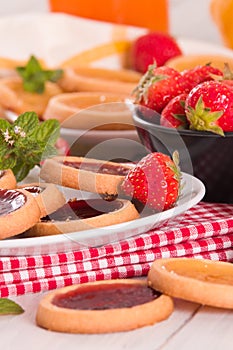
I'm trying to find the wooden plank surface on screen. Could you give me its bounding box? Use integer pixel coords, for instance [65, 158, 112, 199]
[0, 294, 201, 350]
[164, 304, 233, 350]
[0, 287, 233, 350]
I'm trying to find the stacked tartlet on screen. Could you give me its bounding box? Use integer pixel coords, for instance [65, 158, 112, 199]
[0, 156, 141, 240]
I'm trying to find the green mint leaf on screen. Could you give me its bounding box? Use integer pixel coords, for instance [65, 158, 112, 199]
[46, 69, 63, 82]
[23, 55, 41, 74]
[0, 298, 24, 315]
[41, 144, 58, 160]
[36, 119, 60, 144]
[0, 154, 16, 170]
[16, 55, 63, 94]
[0, 111, 60, 181]
[13, 160, 35, 182]
[13, 111, 39, 135]
[22, 79, 45, 94]
[0, 147, 10, 158]
[0, 119, 11, 131]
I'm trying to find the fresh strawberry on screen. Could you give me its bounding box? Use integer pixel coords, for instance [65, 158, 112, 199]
[134, 64, 187, 114]
[182, 64, 223, 91]
[213, 62, 233, 88]
[130, 32, 182, 74]
[222, 79, 233, 88]
[185, 80, 233, 135]
[120, 151, 181, 212]
[160, 93, 189, 129]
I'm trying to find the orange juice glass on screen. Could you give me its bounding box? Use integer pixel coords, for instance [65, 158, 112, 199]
[49, 0, 169, 32]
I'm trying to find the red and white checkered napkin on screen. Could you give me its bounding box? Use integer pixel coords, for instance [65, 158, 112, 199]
[0, 202, 233, 297]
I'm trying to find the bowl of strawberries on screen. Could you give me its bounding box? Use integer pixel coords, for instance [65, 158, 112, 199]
[132, 62, 233, 204]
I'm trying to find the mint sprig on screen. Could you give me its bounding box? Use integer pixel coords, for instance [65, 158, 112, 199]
[0, 298, 24, 315]
[0, 111, 60, 182]
[16, 55, 63, 94]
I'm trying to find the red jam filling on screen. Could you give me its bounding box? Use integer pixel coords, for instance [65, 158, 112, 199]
[52, 283, 161, 310]
[0, 189, 26, 216]
[22, 185, 43, 196]
[41, 198, 123, 222]
[63, 160, 129, 176]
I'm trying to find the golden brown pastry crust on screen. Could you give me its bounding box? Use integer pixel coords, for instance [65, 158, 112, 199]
[0, 188, 41, 239]
[40, 156, 132, 196]
[148, 258, 233, 309]
[17, 182, 66, 218]
[0, 169, 17, 189]
[24, 198, 139, 237]
[36, 279, 174, 333]
[43, 91, 134, 130]
[0, 77, 62, 117]
[57, 66, 141, 95]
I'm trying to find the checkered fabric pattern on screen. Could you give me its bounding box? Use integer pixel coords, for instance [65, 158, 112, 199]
[0, 201, 233, 297]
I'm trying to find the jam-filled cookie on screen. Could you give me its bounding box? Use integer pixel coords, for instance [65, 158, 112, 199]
[36, 279, 173, 333]
[0, 76, 62, 117]
[24, 197, 139, 236]
[148, 258, 233, 309]
[18, 182, 66, 218]
[40, 156, 132, 198]
[43, 91, 134, 130]
[0, 169, 17, 189]
[0, 188, 41, 239]
[57, 66, 141, 95]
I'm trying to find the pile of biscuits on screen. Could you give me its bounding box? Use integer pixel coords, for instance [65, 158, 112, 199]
[0, 156, 139, 240]
[0, 45, 142, 131]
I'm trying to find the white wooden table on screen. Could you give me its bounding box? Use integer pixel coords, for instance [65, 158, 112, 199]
[1, 286, 233, 350]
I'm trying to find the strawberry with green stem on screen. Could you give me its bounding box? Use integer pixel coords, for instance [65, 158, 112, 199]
[185, 80, 233, 135]
[133, 64, 188, 115]
[120, 151, 181, 212]
[160, 93, 189, 129]
[181, 63, 223, 91]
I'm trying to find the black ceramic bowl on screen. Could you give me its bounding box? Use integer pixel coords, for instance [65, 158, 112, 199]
[133, 107, 233, 203]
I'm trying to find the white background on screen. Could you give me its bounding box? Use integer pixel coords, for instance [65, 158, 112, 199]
[0, 0, 223, 45]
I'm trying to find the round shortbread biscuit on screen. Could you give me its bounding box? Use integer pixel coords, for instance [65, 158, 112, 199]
[17, 182, 66, 218]
[36, 279, 174, 333]
[148, 258, 233, 309]
[40, 156, 132, 196]
[24, 198, 139, 237]
[0, 169, 17, 189]
[0, 188, 41, 239]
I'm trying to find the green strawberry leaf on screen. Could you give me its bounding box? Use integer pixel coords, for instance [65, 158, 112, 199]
[0, 298, 24, 315]
[171, 113, 189, 129]
[133, 63, 160, 103]
[186, 96, 224, 136]
[16, 55, 63, 94]
[179, 100, 186, 108]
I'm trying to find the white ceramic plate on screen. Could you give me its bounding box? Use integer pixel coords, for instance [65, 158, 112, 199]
[61, 126, 147, 161]
[0, 173, 205, 256]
